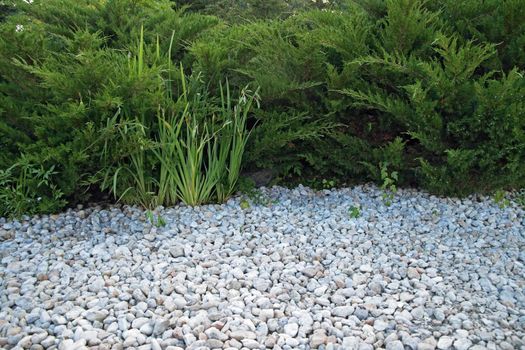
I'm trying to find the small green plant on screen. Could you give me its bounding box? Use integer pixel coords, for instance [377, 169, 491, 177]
[515, 190, 525, 208]
[145, 211, 154, 224]
[305, 177, 338, 190]
[348, 205, 361, 218]
[158, 215, 167, 227]
[238, 176, 277, 207]
[493, 189, 511, 209]
[0, 158, 65, 218]
[145, 210, 167, 227]
[240, 199, 251, 209]
[380, 162, 398, 206]
[321, 178, 336, 189]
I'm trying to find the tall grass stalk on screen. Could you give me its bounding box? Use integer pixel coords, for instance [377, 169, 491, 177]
[215, 82, 260, 202]
[155, 65, 220, 206]
[155, 31, 178, 206]
[101, 25, 160, 208]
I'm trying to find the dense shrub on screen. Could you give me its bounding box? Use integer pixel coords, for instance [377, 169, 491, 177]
[176, 0, 341, 22]
[1, 0, 524, 216]
[191, 0, 525, 194]
[0, 0, 219, 216]
[426, 0, 525, 72]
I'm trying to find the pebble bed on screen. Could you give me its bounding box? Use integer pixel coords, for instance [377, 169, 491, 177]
[1, 185, 524, 350]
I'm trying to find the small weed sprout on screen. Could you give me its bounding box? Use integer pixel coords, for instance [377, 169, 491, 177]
[321, 179, 336, 189]
[380, 162, 398, 206]
[493, 190, 510, 209]
[348, 205, 361, 219]
[145, 211, 154, 223]
[306, 178, 338, 190]
[515, 189, 525, 208]
[146, 210, 167, 227]
[157, 215, 167, 227]
[238, 177, 277, 208]
[240, 199, 250, 209]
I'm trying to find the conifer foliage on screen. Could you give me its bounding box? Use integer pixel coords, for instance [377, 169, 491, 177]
[191, 0, 525, 194]
[1, 0, 524, 216]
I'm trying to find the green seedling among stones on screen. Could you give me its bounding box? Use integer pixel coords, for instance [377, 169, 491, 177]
[349, 205, 361, 219]
[240, 199, 250, 209]
[494, 190, 510, 209]
[380, 162, 398, 207]
[146, 210, 166, 227]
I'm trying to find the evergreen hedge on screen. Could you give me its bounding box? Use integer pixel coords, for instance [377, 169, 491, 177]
[1, 0, 524, 216]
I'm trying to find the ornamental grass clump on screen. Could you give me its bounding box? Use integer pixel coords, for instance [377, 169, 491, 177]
[100, 27, 259, 207]
[154, 68, 259, 206]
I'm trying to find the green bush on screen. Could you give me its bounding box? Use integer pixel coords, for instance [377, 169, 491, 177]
[176, 0, 341, 22]
[0, 156, 66, 218]
[190, 0, 525, 194]
[1, 0, 524, 217]
[426, 0, 525, 72]
[0, 0, 219, 215]
[333, 2, 525, 195]
[304, 0, 525, 194]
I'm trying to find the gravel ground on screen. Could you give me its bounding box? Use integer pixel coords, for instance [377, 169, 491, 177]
[1, 184, 524, 350]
